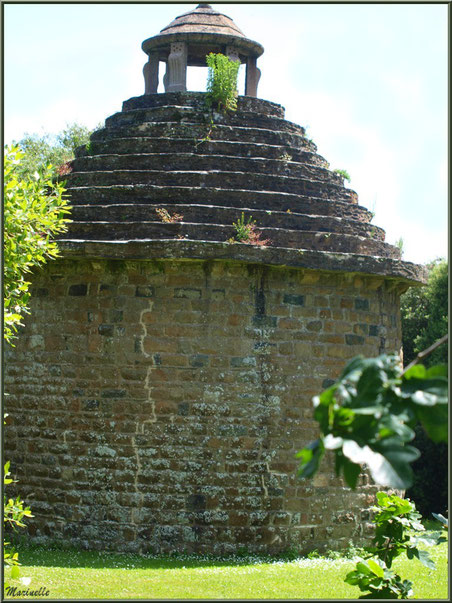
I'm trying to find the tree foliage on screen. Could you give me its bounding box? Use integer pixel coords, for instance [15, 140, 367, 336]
[3, 145, 71, 343]
[344, 492, 445, 599]
[401, 259, 448, 367]
[4, 141, 71, 585]
[296, 345, 448, 599]
[12, 122, 93, 178]
[296, 353, 448, 490]
[401, 260, 448, 516]
[4, 460, 33, 584]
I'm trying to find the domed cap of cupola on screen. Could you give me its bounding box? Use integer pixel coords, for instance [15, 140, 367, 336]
[142, 3, 264, 60]
[160, 3, 246, 38]
[141, 4, 263, 96]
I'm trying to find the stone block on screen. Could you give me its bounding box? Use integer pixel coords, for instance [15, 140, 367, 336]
[69, 284, 88, 296]
[283, 294, 305, 306]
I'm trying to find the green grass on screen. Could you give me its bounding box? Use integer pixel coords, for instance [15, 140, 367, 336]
[4, 539, 448, 599]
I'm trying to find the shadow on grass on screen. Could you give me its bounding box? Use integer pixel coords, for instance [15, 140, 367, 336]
[12, 520, 446, 571]
[9, 538, 301, 571]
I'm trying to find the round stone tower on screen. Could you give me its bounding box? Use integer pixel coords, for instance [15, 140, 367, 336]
[5, 4, 426, 555]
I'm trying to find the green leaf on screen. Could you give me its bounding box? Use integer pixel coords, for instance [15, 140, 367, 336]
[378, 414, 414, 442]
[425, 364, 448, 378]
[402, 376, 448, 404]
[343, 457, 361, 489]
[356, 561, 373, 576]
[340, 355, 367, 380]
[432, 512, 448, 527]
[355, 365, 385, 406]
[11, 564, 20, 579]
[416, 403, 448, 443]
[410, 548, 436, 569]
[367, 558, 384, 578]
[403, 364, 427, 379]
[296, 438, 325, 479]
[342, 440, 414, 489]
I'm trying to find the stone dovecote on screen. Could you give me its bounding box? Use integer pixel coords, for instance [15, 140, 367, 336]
[4, 4, 426, 555]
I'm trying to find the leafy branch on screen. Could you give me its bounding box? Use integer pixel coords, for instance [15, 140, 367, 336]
[344, 492, 445, 599]
[295, 339, 448, 599]
[296, 345, 448, 490]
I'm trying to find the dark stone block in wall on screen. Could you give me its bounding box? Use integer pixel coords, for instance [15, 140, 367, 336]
[355, 298, 370, 310]
[83, 399, 100, 411]
[178, 402, 189, 416]
[307, 320, 322, 332]
[252, 315, 277, 327]
[69, 284, 88, 296]
[98, 324, 114, 336]
[32, 287, 49, 297]
[174, 288, 202, 299]
[369, 325, 379, 336]
[231, 356, 257, 368]
[283, 294, 305, 306]
[345, 334, 365, 345]
[189, 354, 209, 367]
[101, 389, 126, 398]
[100, 284, 116, 294]
[135, 286, 154, 297]
[42, 454, 57, 466]
[186, 494, 206, 512]
[268, 486, 284, 496]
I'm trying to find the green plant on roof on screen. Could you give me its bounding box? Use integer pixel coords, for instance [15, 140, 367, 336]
[155, 207, 183, 224]
[333, 168, 351, 182]
[228, 212, 271, 247]
[205, 53, 240, 114]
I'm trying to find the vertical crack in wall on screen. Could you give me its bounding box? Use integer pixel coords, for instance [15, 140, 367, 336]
[130, 300, 158, 529]
[252, 266, 277, 506]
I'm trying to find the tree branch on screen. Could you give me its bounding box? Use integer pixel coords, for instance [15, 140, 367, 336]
[403, 334, 448, 374]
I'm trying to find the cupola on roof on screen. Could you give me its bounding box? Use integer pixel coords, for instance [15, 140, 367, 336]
[141, 3, 263, 95]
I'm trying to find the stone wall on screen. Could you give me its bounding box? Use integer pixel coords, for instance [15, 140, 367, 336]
[4, 257, 403, 554]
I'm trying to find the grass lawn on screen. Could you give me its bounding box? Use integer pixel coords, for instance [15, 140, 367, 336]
[4, 538, 448, 600]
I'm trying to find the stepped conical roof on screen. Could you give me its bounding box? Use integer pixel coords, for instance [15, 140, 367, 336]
[58, 91, 426, 284]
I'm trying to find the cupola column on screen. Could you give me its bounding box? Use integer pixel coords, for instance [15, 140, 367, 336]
[245, 56, 261, 97]
[143, 52, 160, 94]
[226, 46, 240, 63]
[164, 42, 188, 92]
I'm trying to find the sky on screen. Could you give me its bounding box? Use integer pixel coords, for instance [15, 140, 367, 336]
[3, 2, 448, 266]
